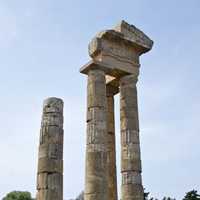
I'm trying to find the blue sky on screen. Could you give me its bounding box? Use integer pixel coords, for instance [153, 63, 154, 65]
[0, 0, 199, 199]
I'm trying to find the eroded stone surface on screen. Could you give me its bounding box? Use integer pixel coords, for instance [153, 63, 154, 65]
[85, 70, 108, 200]
[114, 20, 153, 51]
[36, 97, 64, 200]
[107, 85, 118, 200]
[120, 75, 143, 200]
[81, 21, 153, 200]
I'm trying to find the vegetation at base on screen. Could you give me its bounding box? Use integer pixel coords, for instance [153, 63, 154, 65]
[75, 189, 200, 200]
[183, 190, 200, 200]
[2, 191, 34, 200]
[144, 189, 200, 200]
[2, 189, 200, 200]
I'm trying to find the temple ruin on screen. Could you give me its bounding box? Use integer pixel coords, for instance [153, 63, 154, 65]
[80, 20, 153, 200]
[36, 20, 153, 200]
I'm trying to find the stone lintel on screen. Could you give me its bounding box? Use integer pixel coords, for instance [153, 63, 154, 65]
[114, 20, 153, 52]
[89, 21, 153, 60]
[80, 60, 139, 79]
[89, 31, 151, 58]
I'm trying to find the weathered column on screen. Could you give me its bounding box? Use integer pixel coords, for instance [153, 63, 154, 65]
[85, 69, 108, 200]
[36, 97, 64, 200]
[106, 85, 118, 200]
[81, 20, 153, 200]
[120, 75, 143, 200]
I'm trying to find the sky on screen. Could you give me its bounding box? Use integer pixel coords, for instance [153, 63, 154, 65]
[0, 0, 199, 199]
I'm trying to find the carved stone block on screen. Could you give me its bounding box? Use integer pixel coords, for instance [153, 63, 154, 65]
[38, 158, 63, 173]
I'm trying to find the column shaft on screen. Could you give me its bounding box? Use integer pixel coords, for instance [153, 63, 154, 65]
[120, 75, 143, 200]
[107, 86, 118, 200]
[36, 98, 64, 200]
[85, 69, 108, 200]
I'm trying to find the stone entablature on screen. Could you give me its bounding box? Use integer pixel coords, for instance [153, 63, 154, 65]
[81, 20, 153, 88]
[114, 20, 153, 52]
[88, 21, 152, 69]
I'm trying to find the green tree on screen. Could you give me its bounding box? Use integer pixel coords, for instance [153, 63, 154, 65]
[183, 190, 200, 200]
[144, 189, 150, 200]
[143, 189, 158, 200]
[2, 191, 34, 200]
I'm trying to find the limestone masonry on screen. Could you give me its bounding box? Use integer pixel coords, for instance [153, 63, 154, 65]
[35, 20, 153, 200]
[80, 20, 153, 200]
[36, 97, 64, 200]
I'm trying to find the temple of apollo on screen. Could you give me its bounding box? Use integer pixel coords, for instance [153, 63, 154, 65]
[35, 20, 153, 200]
[80, 20, 153, 200]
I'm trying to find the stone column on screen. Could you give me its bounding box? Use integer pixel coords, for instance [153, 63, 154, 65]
[85, 69, 108, 200]
[106, 85, 118, 200]
[120, 75, 143, 200]
[36, 97, 64, 200]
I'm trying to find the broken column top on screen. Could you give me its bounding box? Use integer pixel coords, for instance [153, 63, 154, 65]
[80, 20, 153, 78]
[43, 97, 63, 114]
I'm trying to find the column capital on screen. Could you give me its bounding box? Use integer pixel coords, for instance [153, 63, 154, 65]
[80, 59, 139, 77]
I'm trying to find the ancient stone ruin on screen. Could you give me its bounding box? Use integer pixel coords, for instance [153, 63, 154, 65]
[36, 20, 153, 200]
[36, 98, 64, 200]
[80, 20, 153, 200]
